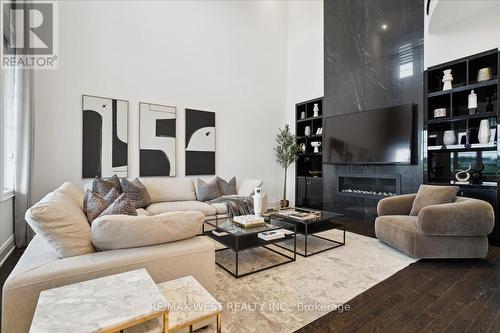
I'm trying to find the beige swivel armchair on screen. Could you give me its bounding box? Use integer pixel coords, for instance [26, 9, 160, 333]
[375, 194, 494, 258]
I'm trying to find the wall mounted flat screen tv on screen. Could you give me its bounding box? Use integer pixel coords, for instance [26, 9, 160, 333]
[324, 104, 414, 164]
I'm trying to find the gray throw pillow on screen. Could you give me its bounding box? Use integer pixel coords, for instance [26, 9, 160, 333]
[98, 193, 138, 218]
[218, 177, 237, 195]
[120, 178, 151, 209]
[83, 188, 120, 224]
[92, 175, 122, 195]
[410, 185, 459, 216]
[197, 178, 221, 201]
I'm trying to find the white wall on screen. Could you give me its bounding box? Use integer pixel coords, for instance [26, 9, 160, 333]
[285, 0, 324, 204]
[33, 1, 288, 205]
[425, 0, 500, 68]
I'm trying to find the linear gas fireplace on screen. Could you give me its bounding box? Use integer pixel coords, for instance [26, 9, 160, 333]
[338, 173, 401, 199]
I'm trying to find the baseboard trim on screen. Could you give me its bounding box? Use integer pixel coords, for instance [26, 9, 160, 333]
[0, 235, 15, 267]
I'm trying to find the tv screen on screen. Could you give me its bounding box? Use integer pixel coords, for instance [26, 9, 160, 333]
[324, 104, 414, 164]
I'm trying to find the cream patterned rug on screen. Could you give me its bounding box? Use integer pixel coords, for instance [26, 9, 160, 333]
[128, 230, 416, 333]
[198, 229, 417, 333]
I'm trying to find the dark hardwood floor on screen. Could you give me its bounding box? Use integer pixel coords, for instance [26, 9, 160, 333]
[296, 245, 500, 333]
[1, 224, 498, 333]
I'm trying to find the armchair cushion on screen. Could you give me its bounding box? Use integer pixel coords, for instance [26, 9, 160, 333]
[377, 194, 417, 216]
[410, 185, 459, 216]
[417, 197, 494, 236]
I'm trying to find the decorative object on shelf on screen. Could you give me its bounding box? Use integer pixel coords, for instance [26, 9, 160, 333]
[443, 130, 456, 145]
[478, 119, 491, 144]
[82, 95, 129, 178]
[309, 170, 322, 177]
[304, 126, 311, 136]
[139, 102, 176, 177]
[433, 108, 446, 118]
[274, 124, 301, 208]
[313, 103, 319, 117]
[311, 141, 322, 153]
[316, 127, 323, 135]
[489, 128, 496, 144]
[442, 69, 453, 91]
[253, 187, 266, 217]
[299, 143, 306, 153]
[455, 162, 472, 183]
[468, 128, 480, 144]
[185, 109, 216, 175]
[470, 161, 485, 184]
[477, 67, 493, 82]
[300, 111, 306, 119]
[458, 132, 467, 145]
[468, 90, 477, 115]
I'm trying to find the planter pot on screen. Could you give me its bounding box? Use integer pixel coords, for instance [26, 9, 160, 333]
[443, 130, 456, 145]
[478, 119, 491, 144]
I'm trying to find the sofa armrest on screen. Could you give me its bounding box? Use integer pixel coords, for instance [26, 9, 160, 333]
[417, 198, 494, 236]
[377, 194, 416, 216]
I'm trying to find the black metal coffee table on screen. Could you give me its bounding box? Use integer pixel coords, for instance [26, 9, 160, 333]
[268, 208, 345, 257]
[203, 218, 296, 278]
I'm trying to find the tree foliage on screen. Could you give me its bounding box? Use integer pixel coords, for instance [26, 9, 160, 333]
[274, 125, 301, 169]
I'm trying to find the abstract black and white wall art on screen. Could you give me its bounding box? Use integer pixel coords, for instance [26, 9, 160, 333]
[139, 102, 176, 176]
[82, 95, 128, 178]
[185, 109, 215, 175]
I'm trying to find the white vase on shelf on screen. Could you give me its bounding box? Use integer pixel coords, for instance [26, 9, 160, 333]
[443, 130, 456, 145]
[442, 69, 453, 91]
[478, 119, 491, 144]
[468, 90, 477, 115]
[304, 126, 311, 136]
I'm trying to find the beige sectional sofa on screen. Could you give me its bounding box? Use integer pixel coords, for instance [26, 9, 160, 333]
[3, 177, 262, 333]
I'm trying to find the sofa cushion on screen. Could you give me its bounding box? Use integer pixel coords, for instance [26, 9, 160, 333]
[410, 185, 459, 216]
[25, 190, 95, 258]
[120, 178, 151, 209]
[218, 177, 237, 195]
[146, 201, 217, 216]
[209, 202, 228, 215]
[136, 208, 150, 216]
[196, 178, 221, 201]
[141, 178, 196, 202]
[98, 193, 137, 218]
[237, 179, 263, 196]
[92, 175, 122, 195]
[58, 182, 85, 209]
[91, 212, 205, 250]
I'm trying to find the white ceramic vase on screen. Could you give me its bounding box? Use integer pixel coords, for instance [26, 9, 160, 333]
[313, 104, 319, 117]
[443, 130, 456, 145]
[478, 119, 491, 144]
[304, 126, 311, 136]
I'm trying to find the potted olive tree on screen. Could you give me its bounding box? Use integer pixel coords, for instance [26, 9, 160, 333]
[274, 125, 301, 208]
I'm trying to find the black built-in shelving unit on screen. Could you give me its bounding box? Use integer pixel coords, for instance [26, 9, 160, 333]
[295, 97, 323, 210]
[424, 48, 499, 245]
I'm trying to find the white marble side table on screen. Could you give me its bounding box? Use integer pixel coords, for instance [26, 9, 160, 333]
[125, 276, 222, 333]
[29, 269, 168, 333]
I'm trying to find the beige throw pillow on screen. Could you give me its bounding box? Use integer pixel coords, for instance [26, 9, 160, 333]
[26, 190, 95, 258]
[410, 185, 459, 216]
[91, 211, 205, 250]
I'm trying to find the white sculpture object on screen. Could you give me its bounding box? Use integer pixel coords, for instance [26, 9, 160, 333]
[253, 187, 267, 217]
[313, 104, 319, 117]
[442, 69, 453, 91]
[311, 141, 322, 153]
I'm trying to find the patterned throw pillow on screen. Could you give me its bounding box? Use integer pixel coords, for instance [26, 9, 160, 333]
[218, 177, 237, 195]
[83, 188, 120, 224]
[98, 193, 138, 218]
[120, 178, 151, 209]
[197, 178, 222, 202]
[92, 175, 122, 195]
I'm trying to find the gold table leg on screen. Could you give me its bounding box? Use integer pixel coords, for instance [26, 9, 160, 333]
[216, 313, 221, 333]
[163, 312, 169, 333]
[189, 324, 193, 333]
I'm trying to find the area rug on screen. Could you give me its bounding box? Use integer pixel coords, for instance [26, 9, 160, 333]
[128, 230, 416, 333]
[199, 229, 417, 332]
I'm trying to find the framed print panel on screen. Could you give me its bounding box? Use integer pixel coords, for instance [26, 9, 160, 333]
[185, 109, 215, 175]
[139, 102, 177, 176]
[82, 95, 128, 178]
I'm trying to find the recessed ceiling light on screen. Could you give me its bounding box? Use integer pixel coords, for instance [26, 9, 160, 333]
[381, 24, 388, 30]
